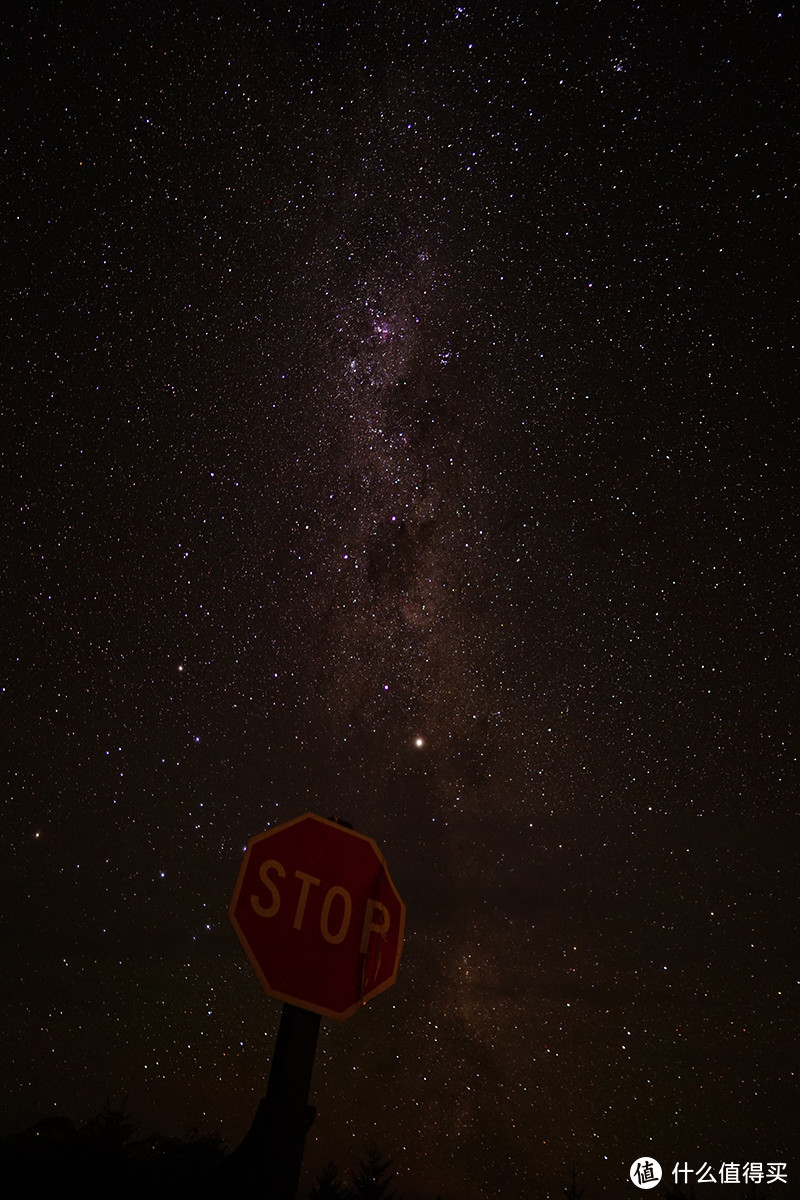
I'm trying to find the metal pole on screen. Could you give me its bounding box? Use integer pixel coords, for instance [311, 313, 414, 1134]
[224, 1002, 321, 1198]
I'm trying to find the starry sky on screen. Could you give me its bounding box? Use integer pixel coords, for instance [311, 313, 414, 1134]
[2, 2, 796, 1197]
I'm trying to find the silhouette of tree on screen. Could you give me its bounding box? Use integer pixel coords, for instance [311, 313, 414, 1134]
[564, 1163, 585, 1199]
[0, 1115, 81, 1195]
[0, 1104, 226, 1199]
[81, 1097, 140, 1151]
[132, 1125, 227, 1185]
[348, 1144, 398, 1200]
[310, 1159, 348, 1200]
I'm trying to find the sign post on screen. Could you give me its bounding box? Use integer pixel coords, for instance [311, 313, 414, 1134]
[226, 813, 405, 1197]
[225, 1002, 320, 1198]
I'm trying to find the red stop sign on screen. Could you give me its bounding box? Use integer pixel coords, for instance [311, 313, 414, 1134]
[229, 813, 406, 1020]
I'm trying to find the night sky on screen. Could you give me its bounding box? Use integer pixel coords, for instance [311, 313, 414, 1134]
[2, 2, 796, 1197]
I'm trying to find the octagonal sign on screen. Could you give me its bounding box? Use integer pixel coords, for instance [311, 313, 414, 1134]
[229, 813, 406, 1020]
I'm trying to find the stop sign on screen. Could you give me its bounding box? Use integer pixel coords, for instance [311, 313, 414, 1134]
[229, 813, 406, 1020]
